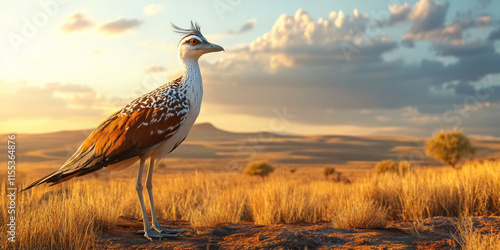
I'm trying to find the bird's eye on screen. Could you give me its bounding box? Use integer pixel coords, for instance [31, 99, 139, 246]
[188, 39, 199, 46]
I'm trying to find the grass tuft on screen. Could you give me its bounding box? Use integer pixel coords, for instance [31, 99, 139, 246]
[332, 198, 387, 229]
[453, 218, 500, 250]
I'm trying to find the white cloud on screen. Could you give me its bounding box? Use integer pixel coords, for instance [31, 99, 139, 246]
[389, 0, 494, 44]
[388, 3, 410, 25]
[211, 9, 395, 73]
[99, 18, 143, 34]
[199, 6, 500, 137]
[144, 4, 163, 16]
[61, 12, 94, 33]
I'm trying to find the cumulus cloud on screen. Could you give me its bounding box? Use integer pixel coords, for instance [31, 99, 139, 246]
[143, 4, 163, 16]
[217, 9, 396, 72]
[389, 0, 493, 44]
[26, 3, 500, 137]
[434, 40, 495, 57]
[99, 18, 143, 34]
[408, 0, 449, 33]
[61, 13, 94, 33]
[401, 0, 458, 42]
[199, 6, 500, 136]
[388, 3, 411, 25]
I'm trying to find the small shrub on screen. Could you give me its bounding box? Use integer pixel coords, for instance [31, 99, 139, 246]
[374, 160, 411, 176]
[289, 168, 297, 174]
[244, 161, 274, 179]
[323, 167, 336, 179]
[426, 130, 476, 168]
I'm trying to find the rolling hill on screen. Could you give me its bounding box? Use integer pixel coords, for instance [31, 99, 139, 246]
[2, 123, 499, 179]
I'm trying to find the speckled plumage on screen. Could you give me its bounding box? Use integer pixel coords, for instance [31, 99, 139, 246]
[22, 22, 223, 240]
[23, 22, 217, 191]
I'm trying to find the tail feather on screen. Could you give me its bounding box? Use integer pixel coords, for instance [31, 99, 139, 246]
[21, 167, 96, 192]
[21, 171, 63, 192]
[21, 158, 111, 192]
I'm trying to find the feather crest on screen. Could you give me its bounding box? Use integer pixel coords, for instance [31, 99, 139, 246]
[171, 21, 207, 42]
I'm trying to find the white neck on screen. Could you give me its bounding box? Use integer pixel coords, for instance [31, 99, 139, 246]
[177, 56, 203, 109]
[179, 57, 200, 81]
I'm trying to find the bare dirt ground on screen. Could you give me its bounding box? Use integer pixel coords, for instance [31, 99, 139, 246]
[98, 216, 500, 249]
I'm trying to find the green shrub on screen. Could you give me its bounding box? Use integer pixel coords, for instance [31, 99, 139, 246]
[244, 161, 274, 179]
[374, 160, 411, 176]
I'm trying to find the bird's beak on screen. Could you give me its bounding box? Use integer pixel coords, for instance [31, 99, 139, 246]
[202, 43, 224, 53]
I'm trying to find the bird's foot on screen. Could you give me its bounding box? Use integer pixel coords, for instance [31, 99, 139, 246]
[152, 223, 188, 234]
[139, 228, 180, 241]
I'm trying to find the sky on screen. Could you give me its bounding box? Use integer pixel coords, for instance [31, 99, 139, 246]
[1, 0, 500, 137]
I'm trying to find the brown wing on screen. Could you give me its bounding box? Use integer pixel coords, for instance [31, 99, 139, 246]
[22, 85, 189, 191]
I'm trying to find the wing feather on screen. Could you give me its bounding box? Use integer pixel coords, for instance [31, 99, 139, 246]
[22, 78, 189, 191]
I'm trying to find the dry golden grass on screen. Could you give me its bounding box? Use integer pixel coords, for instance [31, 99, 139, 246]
[1, 160, 500, 249]
[407, 219, 435, 237]
[453, 218, 500, 250]
[332, 198, 387, 229]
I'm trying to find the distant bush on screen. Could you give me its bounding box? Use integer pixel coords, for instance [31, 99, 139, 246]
[323, 167, 336, 179]
[244, 161, 274, 179]
[289, 168, 297, 174]
[374, 160, 411, 176]
[425, 130, 476, 168]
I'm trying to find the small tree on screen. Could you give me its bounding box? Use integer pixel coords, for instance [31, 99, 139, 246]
[244, 161, 274, 179]
[323, 167, 336, 179]
[374, 160, 411, 176]
[425, 130, 476, 168]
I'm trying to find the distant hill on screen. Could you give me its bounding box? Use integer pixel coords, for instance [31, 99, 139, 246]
[1, 123, 499, 170]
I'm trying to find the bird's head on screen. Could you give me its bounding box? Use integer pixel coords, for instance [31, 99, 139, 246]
[172, 21, 224, 61]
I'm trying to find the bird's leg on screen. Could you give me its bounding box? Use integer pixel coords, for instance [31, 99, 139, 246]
[146, 159, 186, 234]
[137, 158, 178, 240]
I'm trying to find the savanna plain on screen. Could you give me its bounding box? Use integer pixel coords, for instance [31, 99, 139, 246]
[2, 123, 500, 249]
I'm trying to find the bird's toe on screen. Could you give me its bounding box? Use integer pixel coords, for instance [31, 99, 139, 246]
[141, 228, 180, 240]
[152, 224, 187, 234]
